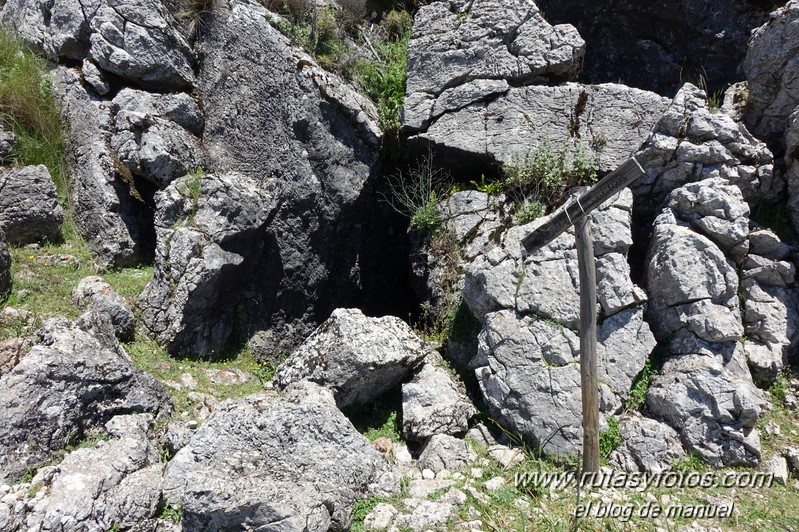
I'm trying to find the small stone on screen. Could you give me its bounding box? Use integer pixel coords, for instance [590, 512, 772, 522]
[483, 477, 505, 491]
[470, 468, 483, 479]
[187, 420, 198, 430]
[422, 468, 435, 480]
[372, 437, 392, 456]
[363, 502, 398, 531]
[180, 372, 198, 389]
[764, 455, 789, 485]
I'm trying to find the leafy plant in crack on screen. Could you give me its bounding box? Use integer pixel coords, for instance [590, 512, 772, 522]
[381, 152, 450, 234]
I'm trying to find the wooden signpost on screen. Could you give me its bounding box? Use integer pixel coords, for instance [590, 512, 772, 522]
[521, 157, 645, 473]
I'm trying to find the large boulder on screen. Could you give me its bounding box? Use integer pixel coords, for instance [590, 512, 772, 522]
[647, 332, 765, 467]
[162, 382, 399, 531]
[631, 83, 777, 219]
[137, 171, 281, 356]
[52, 67, 156, 267]
[403, 0, 668, 177]
[0, 312, 173, 483]
[13, 415, 166, 531]
[273, 308, 429, 408]
[609, 414, 684, 475]
[135, 0, 389, 356]
[743, 0, 799, 148]
[536, 0, 780, 97]
[0, 0, 194, 89]
[0, 165, 63, 245]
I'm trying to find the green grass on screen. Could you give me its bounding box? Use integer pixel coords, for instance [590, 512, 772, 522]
[625, 356, 656, 411]
[343, 388, 404, 443]
[0, 28, 66, 201]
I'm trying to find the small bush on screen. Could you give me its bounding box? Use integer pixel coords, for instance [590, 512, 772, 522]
[626, 356, 655, 410]
[599, 415, 621, 460]
[266, 0, 312, 21]
[0, 29, 65, 201]
[381, 153, 449, 234]
[353, 24, 410, 139]
[336, 0, 367, 30]
[515, 200, 544, 224]
[380, 9, 412, 41]
[174, 0, 218, 37]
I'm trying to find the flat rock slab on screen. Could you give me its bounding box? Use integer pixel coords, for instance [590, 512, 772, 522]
[274, 308, 430, 408]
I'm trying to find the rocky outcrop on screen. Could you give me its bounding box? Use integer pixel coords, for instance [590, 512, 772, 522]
[536, 0, 779, 97]
[632, 83, 777, 217]
[0, 126, 15, 158]
[72, 276, 136, 341]
[273, 308, 429, 407]
[163, 382, 399, 531]
[0, 230, 9, 297]
[0, 0, 194, 89]
[647, 333, 765, 467]
[0, 165, 63, 245]
[417, 434, 477, 474]
[609, 414, 684, 475]
[743, 0, 799, 148]
[137, 171, 280, 356]
[465, 189, 656, 456]
[52, 67, 155, 267]
[9, 415, 166, 531]
[0, 312, 173, 483]
[111, 88, 206, 189]
[404, 0, 669, 176]
[402, 354, 476, 441]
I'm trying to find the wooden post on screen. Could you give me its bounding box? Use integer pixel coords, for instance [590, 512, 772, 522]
[575, 215, 599, 473]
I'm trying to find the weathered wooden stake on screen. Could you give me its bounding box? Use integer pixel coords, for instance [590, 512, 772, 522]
[575, 215, 599, 473]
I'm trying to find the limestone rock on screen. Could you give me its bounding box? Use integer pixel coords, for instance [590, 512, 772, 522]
[0, 126, 15, 158]
[0, 312, 173, 483]
[647, 335, 765, 467]
[137, 171, 281, 356]
[402, 356, 476, 441]
[111, 88, 206, 188]
[162, 382, 399, 531]
[1, 0, 194, 89]
[274, 308, 429, 408]
[475, 307, 654, 456]
[410, 83, 669, 177]
[608, 415, 684, 475]
[363, 502, 398, 531]
[52, 67, 150, 267]
[0, 165, 63, 245]
[632, 83, 776, 215]
[417, 434, 477, 474]
[72, 276, 135, 341]
[20, 415, 164, 531]
[786, 107, 799, 234]
[744, 1, 799, 146]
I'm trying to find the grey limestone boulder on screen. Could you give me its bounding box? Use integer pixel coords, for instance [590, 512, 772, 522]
[111, 88, 206, 188]
[632, 83, 777, 215]
[475, 307, 655, 456]
[744, 0, 799, 147]
[402, 355, 476, 441]
[72, 276, 136, 341]
[137, 171, 281, 356]
[417, 434, 477, 474]
[786, 107, 799, 234]
[0, 125, 15, 158]
[52, 67, 151, 267]
[0, 230, 9, 297]
[0, 312, 172, 483]
[608, 415, 684, 475]
[1, 0, 194, 89]
[646, 333, 765, 467]
[274, 308, 430, 408]
[163, 382, 399, 531]
[0, 165, 63, 245]
[19, 414, 164, 531]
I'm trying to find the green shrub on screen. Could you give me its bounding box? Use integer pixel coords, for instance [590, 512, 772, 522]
[626, 356, 655, 411]
[380, 9, 412, 41]
[0, 29, 65, 201]
[599, 415, 621, 459]
[381, 153, 449, 234]
[515, 200, 544, 224]
[353, 25, 409, 138]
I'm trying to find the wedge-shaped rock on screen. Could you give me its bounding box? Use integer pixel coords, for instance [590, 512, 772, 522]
[72, 276, 135, 341]
[0, 165, 63, 245]
[274, 308, 429, 407]
[609, 414, 684, 475]
[163, 382, 399, 531]
[402, 355, 476, 441]
[137, 171, 280, 357]
[0, 312, 172, 483]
